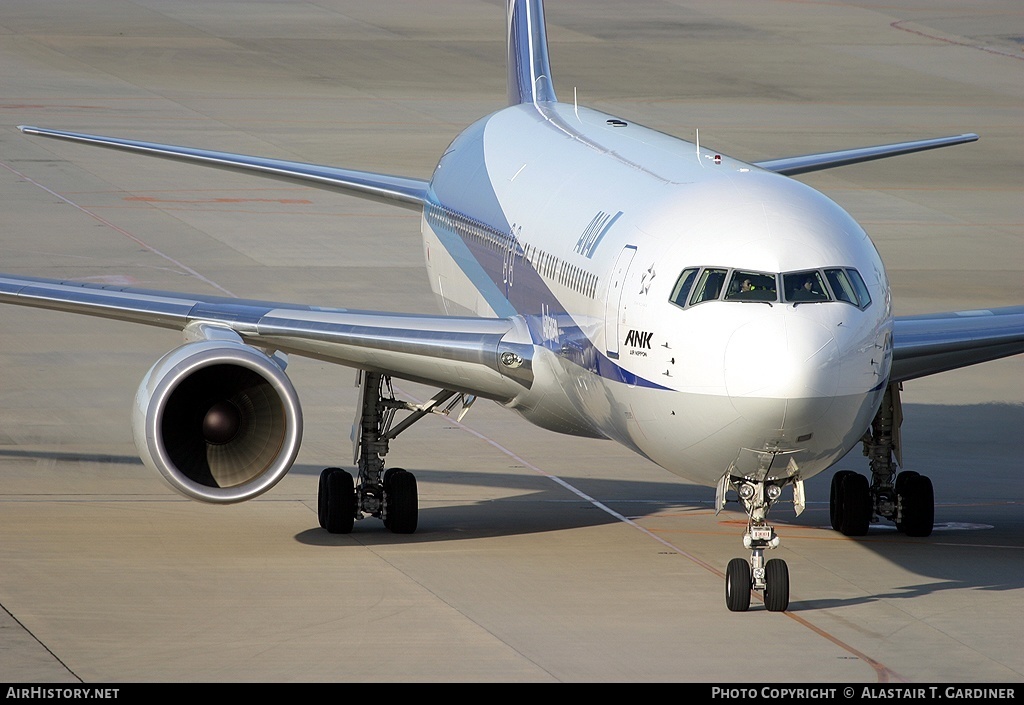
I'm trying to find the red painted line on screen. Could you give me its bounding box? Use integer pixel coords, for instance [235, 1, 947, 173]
[891, 20, 1024, 61]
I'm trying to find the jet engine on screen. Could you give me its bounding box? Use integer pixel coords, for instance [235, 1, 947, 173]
[131, 340, 302, 503]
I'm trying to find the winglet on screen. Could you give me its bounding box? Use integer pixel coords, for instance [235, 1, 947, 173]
[507, 0, 557, 105]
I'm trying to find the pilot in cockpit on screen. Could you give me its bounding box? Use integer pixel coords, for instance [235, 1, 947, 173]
[789, 275, 824, 301]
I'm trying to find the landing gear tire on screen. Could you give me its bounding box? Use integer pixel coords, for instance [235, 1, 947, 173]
[764, 558, 790, 612]
[830, 470, 855, 531]
[899, 472, 934, 537]
[894, 470, 919, 532]
[894, 470, 919, 494]
[841, 472, 871, 536]
[319, 467, 355, 534]
[382, 466, 400, 491]
[384, 468, 418, 534]
[381, 466, 400, 531]
[725, 558, 752, 612]
[831, 471, 871, 536]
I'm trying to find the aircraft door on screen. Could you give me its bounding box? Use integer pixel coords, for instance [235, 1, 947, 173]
[604, 245, 637, 359]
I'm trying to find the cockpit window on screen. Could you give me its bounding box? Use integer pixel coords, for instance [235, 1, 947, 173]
[689, 268, 728, 305]
[669, 268, 699, 308]
[784, 270, 829, 303]
[669, 266, 872, 310]
[823, 268, 872, 308]
[846, 268, 872, 309]
[824, 268, 857, 305]
[724, 270, 778, 302]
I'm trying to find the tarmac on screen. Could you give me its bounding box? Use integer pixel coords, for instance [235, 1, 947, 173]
[0, 0, 1021, 683]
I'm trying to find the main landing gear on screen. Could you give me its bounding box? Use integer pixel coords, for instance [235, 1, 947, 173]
[718, 469, 802, 612]
[829, 382, 935, 538]
[317, 371, 472, 535]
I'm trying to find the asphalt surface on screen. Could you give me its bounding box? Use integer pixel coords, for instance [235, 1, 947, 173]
[0, 0, 1021, 683]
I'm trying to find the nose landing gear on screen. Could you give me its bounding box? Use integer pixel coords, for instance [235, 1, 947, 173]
[718, 473, 800, 612]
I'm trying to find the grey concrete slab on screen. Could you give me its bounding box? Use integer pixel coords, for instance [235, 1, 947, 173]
[0, 0, 1021, 683]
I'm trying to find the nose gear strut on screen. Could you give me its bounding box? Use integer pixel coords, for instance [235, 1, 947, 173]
[717, 451, 803, 612]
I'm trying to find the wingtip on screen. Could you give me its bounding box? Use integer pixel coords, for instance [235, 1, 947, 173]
[18, 125, 38, 134]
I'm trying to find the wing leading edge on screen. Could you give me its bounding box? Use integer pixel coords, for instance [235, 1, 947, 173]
[755, 133, 978, 176]
[6, 274, 1021, 396]
[0, 275, 534, 401]
[891, 306, 1024, 383]
[17, 126, 429, 210]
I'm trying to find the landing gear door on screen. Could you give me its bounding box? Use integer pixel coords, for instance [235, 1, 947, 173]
[351, 369, 364, 464]
[604, 245, 637, 359]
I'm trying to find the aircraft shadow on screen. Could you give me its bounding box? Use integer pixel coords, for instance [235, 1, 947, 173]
[3, 404, 1019, 603]
[786, 402, 1024, 607]
[292, 467, 706, 545]
[0, 448, 143, 465]
[296, 402, 1024, 605]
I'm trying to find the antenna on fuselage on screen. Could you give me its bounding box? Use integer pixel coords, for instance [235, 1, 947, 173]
[696, 128, 704, 168]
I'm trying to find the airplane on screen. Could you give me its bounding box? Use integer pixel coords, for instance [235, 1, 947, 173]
[2, 0, 1022, 613]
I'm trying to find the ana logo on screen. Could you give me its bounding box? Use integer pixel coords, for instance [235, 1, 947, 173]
[624, 329, 653, 349]
[541, 303, 559, 344]
[574, 210, 623, 259]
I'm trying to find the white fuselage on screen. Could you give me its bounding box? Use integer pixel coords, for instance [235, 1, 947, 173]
[421, 101, 893, 487]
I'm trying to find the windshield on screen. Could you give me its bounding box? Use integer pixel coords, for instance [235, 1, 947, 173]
[724, 271, 778, 302]
[669, 266, 872, 309]
[783, 270, 829, 303]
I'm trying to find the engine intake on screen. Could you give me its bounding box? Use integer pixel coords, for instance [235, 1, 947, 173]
[132, 340, 302, 503]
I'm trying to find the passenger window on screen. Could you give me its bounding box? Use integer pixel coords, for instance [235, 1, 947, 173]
[669, 268, 699, 308]
[784, 270, 830, 303]
[690, 268, 728, 305]
[725, 271, 778, 302]
[824, 268, 857, 305]
[847, 268, 872, 309]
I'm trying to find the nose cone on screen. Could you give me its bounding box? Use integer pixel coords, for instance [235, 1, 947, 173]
[724, 314, 839, 401]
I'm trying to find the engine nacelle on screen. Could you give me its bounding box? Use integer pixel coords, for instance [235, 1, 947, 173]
[131, 340, 302, 503]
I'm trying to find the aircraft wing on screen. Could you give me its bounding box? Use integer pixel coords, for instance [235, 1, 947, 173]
[891, 306, 1024, 383]
[755, 133, 978, 176]
[17, 126, 429, 210]
[20, 125, 977, 193]
[0, 275, 534, 401]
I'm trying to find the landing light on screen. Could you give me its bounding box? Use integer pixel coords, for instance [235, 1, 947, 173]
[738, 483, 755, 500]
[766, 484, 782, 501]
[500, 351, 523, 368]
